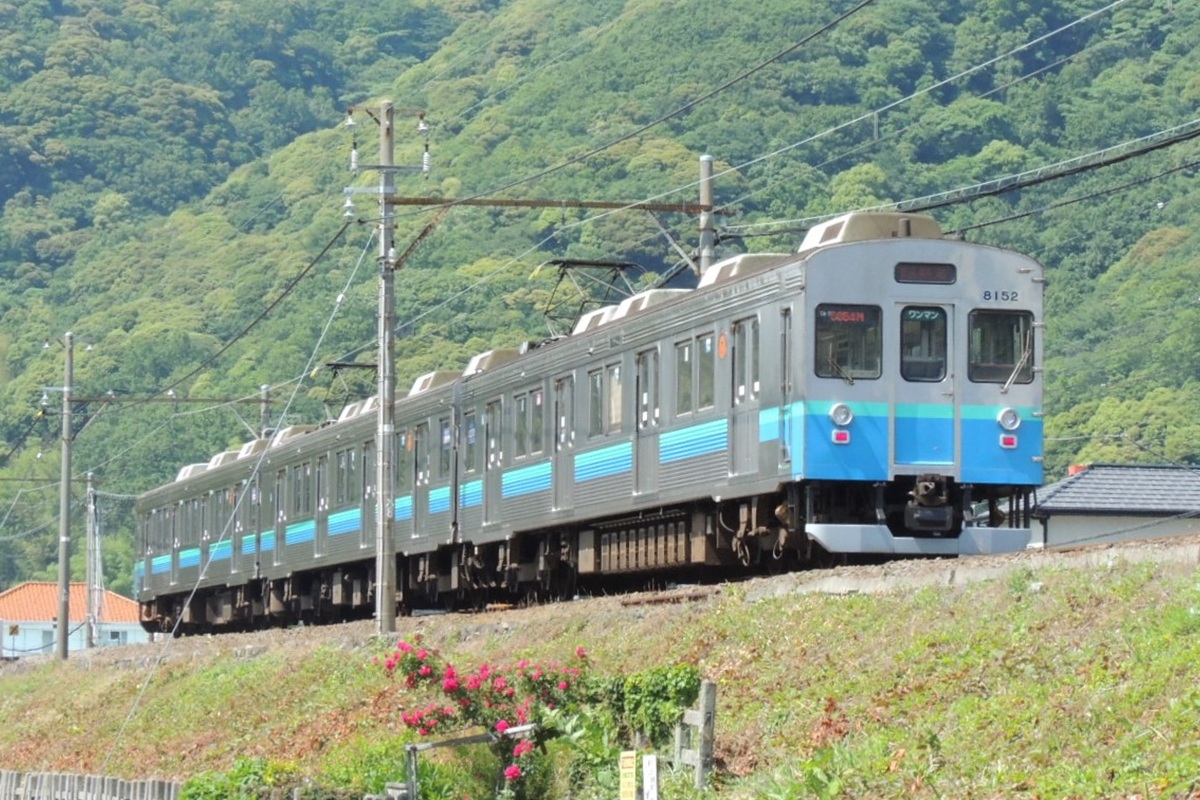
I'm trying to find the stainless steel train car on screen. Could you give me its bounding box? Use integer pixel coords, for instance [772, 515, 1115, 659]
[135, 211, 1044, 633]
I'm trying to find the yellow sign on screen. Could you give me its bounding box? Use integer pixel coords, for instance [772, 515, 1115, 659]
[619, 750, 637, 800]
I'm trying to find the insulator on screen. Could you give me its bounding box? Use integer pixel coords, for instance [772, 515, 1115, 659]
[344, 111, 356, 129]
[422, 150, 432, 175]
[349, 147, 359, 173]
[417, 117, 430, 137]
[342, 196, 355, 219]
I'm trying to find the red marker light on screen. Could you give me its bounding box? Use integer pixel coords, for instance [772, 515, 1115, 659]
[1000, 434, 1018, 449]
[832, 430, 851, 445]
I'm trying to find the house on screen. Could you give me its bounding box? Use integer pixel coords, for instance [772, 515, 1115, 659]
[1033, 463, 1200, 549]
[0, 582, 150, 658]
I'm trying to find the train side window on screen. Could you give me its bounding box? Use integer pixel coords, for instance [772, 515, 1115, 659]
[900, 306, 947, 382]
[675, 341, 693, 415]
[636, 348, 659, 429]
[439, 416, 452, 477]
[486, 400, 502, 468]
[732, 317, 760, 404]
[969, 310, 1034, 383]
[607, 363, 623, 432]
[815, 304, 882, 380]
[463, 411, 478, 472]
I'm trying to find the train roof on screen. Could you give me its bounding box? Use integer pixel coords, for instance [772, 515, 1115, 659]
[797, 211, 943, 254]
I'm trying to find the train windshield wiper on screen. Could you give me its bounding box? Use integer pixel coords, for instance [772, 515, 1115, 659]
[1001, 330, 1033, 394]
[827, 356, 855, 385]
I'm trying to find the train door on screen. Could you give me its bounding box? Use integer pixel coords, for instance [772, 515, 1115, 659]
[778, 307, 794, 469]
[894, 304, 957, 470]
[315, 455, 328, 558]
[634, 349, 660, 495]
[361, 440, 374, 551]
[412, 421, 431, 537]
[729, 317, 761, 477]
[553, 375, 574, 511]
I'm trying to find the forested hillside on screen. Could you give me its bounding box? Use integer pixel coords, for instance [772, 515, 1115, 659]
[1, 0, 1198, 594]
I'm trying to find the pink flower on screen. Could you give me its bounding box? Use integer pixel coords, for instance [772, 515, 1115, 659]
[575, 646, 587, 659]
[397, 641, 414, 653]
[495, 719, 510, 734]
[504, 765, 522, 782]
[513, 740, 534, 758]
[419, 665, 432, 676]
[558, 681, 568, 691]
[417, 649, 428, 660]
[443, 677, 459, 692]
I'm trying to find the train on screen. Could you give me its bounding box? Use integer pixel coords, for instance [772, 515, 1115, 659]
[135, 211, 1045, 634]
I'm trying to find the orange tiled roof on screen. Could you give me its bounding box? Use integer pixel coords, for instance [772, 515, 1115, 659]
[0, 581, 140, 624]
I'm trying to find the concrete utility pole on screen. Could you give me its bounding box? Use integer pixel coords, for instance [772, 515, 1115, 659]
[85, 472, 99, 649]
[698, 155, 716, 274]
[55, 332, 74, 661]
[376, 101, 398, 635]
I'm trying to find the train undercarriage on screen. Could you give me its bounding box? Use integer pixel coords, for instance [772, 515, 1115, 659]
[140, 476, 1033, 636]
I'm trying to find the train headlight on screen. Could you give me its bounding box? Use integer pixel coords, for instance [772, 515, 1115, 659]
[997, 407, 1021, 431]
[829, 403, 854, 427]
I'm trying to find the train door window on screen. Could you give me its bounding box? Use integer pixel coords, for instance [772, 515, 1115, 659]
[969, 310, 1034, 383]
[636, 348, 659, 429]
[675, 341, 693, 415]
[588, 369, 604, 437]
[393, 430, 409, 490]
[698, 333, 716, 409]
[607, 363, 623, 432]
[316, 456, 327, 511]
[347, 447, 358, 505]
[732, 317, 760, 404]
[515, 393, 529, 458]
[815, 304, 882, 380]
[438, 417, 452, 477]
[900, 306, 947, 382]
[486, 400, 502, 468]
[415, 422, 430, 485]
[275, 469, 286, 523]
[530, 388, 545, 454]
[335, 450, 348, 505]
[463, 411, 479, 472]
[555, 376, 574, 451]
[361, 441, 374, 547]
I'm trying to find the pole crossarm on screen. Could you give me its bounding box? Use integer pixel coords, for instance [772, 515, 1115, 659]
[383, 194, 733, 216]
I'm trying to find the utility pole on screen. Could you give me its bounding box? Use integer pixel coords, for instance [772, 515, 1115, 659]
[85, 472, 98, 649]
[55, 331, 74, 661]
[698, 155, 716, 274]
[376, 101, 398, 635]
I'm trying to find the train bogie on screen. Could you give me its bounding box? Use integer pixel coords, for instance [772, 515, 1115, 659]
[136, 211, 1044, 633]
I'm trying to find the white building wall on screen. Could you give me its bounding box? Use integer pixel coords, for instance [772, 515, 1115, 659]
[1, 621, 149, 659]
[1035, 515, 1200, 550]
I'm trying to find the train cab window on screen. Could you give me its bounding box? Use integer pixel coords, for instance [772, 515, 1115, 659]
[636, 348, 659, 429]
[463, 411, 479, 472]
[439, 417, 452, 477]
[815, 304, 881, 380]
[900, 306, 947, 382]
[969, 310, 1034, 383]
[732, 317, 760, 404]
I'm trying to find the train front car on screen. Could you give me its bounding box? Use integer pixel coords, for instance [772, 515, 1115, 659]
[796, 212, 1043, 556]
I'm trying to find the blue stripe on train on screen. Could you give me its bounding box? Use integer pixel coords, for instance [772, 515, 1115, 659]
[209, 540, 232, 561]
[575, 442, 632, 483]
[179, 547, 201, 569]
[329, 508, 360, 536]
[460, 479, 482, 508]
[429, 486, 451, 514]
[503, 462, 551, 498]
[286, 519, 315, 546]
[660, 419, 727, 463]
